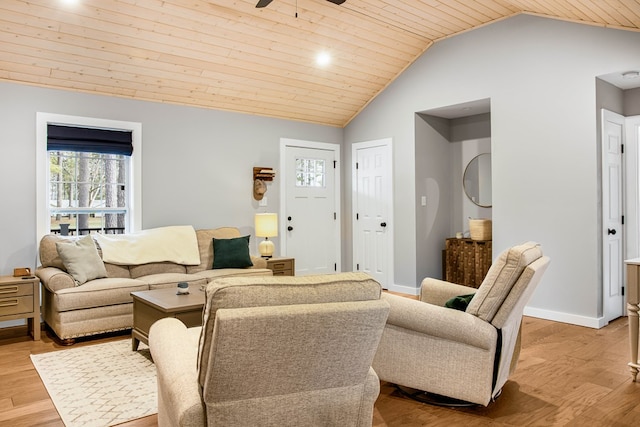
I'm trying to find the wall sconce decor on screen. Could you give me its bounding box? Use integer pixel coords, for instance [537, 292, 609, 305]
[255, 213, 278, 258]
[253, 167, 276, 201]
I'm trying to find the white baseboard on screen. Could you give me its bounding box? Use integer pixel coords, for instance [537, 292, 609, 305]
[523, 306, 608, 329]
[385, 283, 420, 296]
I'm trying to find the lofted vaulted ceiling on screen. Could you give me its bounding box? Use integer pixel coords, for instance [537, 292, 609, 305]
[1, 0, 640, 127]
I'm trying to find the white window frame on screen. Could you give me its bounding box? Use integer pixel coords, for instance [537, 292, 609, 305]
[36, 113, 142, 242]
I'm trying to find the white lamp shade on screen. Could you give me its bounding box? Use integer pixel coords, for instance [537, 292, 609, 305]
[255, 213, 278, 238]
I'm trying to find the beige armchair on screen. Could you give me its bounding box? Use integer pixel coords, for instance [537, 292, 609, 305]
[149, 272, 390, 426]
[372, 241, 550, 406]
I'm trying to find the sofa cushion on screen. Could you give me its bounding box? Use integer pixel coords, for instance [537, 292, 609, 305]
[197, 272, 383, 388]
[187, 228, 242, 274]
[104, 263, 132, 279]
[55, 235, 108, 285]
[129, 262, 186, 279]
[137, 273, 208, 290]
[190, 268, 273, 284]
[40, 234, 81, 270]
[51, 278, 148, 311]
[212, 236, 252, 269]
[466, 241, 542, 322]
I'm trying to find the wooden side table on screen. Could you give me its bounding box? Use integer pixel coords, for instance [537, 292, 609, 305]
[625, 259, 640, 381]
[444, 238, 492, 288]
[0, 275, 41, 340]
[131, 288, 205, 351]
[266, 257, 295, 276]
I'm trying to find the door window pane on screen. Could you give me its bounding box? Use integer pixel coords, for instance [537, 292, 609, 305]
[295, 157, 325, 188]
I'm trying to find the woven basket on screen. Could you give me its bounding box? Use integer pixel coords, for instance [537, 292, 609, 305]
[469, 219, 492, 241]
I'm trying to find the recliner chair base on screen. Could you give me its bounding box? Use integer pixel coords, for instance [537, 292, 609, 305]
[393, 384, 502, 407]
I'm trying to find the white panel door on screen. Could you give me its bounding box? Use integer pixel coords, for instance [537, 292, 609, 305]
[602, 109, 625, 322]
[282, 142, 339, 275]
[353, 139, 393, 288]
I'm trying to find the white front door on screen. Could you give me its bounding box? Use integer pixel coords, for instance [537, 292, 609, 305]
[352, 138, 393, 288]
[602, 109, 625, 322]
[281, 139, 340, 275]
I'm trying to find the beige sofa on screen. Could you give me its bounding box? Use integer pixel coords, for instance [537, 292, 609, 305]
[149, 272, 389, 427]
[35, 227, 272, 343]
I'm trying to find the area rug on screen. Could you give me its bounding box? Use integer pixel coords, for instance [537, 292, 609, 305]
[30, 339, 157, 427]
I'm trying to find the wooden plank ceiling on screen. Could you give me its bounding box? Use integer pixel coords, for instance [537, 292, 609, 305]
[1, 0, 640, 127]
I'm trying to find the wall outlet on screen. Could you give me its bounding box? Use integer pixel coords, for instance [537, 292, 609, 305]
[421, 196, 427, 206]
[259, 196, 268, 207]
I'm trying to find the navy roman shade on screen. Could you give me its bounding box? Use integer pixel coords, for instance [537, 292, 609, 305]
[47, 124, 133, 156]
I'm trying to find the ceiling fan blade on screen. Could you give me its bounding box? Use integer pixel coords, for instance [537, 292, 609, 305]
[255, 0, 273, 8]
[326, 0, 346, 4]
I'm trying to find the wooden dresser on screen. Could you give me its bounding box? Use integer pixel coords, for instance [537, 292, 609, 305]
[266, 257, 295, 276]
[444, 238, 492, 288]
[0, 275, 40, 340]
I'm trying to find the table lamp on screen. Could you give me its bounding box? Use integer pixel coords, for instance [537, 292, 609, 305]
[255, 213, 278, 258]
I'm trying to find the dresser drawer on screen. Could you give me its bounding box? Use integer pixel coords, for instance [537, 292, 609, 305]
[266, 258, 295, 276]
[0, 295, 34, 316]
[0, 282, 33, 297]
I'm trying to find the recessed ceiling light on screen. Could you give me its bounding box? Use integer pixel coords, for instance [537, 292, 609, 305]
[316, 52, 331, 67]
[622, 71, 640, 79]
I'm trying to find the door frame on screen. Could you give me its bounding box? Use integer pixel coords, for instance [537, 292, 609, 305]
[601, 109, 625, 324]
[351, 138, 394, 288]
[279, 138, 341, 272]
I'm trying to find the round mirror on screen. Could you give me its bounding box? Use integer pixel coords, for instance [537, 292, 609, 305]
[463, 153, 492, 207]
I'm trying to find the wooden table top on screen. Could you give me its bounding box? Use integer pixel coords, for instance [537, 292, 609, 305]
[131, 287, 205, 312]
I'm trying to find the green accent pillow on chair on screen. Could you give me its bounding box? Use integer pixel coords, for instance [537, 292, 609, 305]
[444, 294, 475, 311]
[212, 235, 253, 269]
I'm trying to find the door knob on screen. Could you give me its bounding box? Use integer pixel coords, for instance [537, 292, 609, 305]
[608, 228, 616, 235]
[287, 226, 293, 231]
[380, 222, 387, 228]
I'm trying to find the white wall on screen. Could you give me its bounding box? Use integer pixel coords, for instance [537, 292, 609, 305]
[344, 14, 640, 326]
[0, 81, 342, 277]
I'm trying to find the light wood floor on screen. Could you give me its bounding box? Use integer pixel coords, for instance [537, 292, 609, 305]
[0, 315, 638, 426]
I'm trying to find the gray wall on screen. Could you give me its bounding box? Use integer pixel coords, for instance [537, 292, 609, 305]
[0, 81, 342, 277]
[344, 14, 640, 326]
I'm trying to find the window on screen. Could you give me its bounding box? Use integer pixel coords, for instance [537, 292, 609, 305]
[295, 157, 326, 188]
[48, 150, 128, 235]
[37, 113, 142, 240]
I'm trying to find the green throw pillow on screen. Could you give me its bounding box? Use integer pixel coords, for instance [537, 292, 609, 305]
[212, 235, 253, 269]
[444, 293, 475, 311]
[55, 235, 108, 285]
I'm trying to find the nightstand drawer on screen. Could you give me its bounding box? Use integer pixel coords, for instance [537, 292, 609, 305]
[0, 295, 34, 316]
[0, 282, 33, 297]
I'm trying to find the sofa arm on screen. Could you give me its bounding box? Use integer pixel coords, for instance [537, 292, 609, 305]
[149, 318, 205, 427]
[250, 256, 267, 269]
[420, 277, 477, 306]
[381, 293, 496, 350]
[35, 266, 76, 292]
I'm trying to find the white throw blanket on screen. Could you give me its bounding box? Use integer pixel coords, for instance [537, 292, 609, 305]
[94, 225, 201, 265]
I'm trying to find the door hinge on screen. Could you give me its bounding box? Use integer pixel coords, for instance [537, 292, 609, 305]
[356, 213, 359, 220]
[333, 160, 337, 168]
[356, 263, 360, 271]
[334, 263, 337, 271]
[356, 162, 359, 169]
[334, 212, 336, 220]
[622, 144, 625, 154]
[622, 215, 625, 225]
[622, 286, 625, 296]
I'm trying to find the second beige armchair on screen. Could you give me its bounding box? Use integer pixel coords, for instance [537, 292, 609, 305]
[372, 241, 550, 406]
